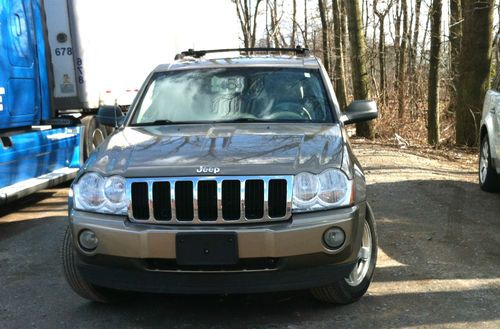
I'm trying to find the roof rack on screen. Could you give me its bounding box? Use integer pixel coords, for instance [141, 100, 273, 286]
[175, 46, 310, 60]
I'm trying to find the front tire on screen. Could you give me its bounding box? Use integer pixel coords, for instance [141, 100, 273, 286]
[311, 204, 377, 304]
[62, 226, 123, 303]
[81, 115, 107, 160]
[479, 136, 500, 192]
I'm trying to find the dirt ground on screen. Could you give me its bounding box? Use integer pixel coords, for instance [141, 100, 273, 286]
[0, 140, 499, 329]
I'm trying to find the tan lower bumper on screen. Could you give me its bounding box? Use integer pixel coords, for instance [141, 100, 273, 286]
[70, 204, 365, 260]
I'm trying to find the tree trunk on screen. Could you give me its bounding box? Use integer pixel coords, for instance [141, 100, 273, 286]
[233, 0, 262, 48]
[270, 0, 280, 47]
[374, 0, 393, 106]
[250, 0, 261, 47]
[345, 0, 374, 139]
[318, 0, 331, 75]
[303, 0, 308, 47]
[332, 0, 348, 110]
[378, 14, 387, 105]
[419, 7, 431, 66]
[409, 0, 422, 75]
[397, 0, 408, 118]
[449, 0, 462, 113]
[456, 0, 493, 146]
[394, 0, 402, 82]
[291, 0, 297, 47]
[409, 0, 422, 115]
[428, 0, 442, 145]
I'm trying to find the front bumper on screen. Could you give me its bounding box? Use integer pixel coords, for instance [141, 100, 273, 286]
[70, 203, 366, 293]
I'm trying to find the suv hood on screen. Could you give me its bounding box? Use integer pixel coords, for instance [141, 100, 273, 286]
[83, 123, 345, 177]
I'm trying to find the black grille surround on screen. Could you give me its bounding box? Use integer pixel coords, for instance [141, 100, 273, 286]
[128, 176, 293, 225]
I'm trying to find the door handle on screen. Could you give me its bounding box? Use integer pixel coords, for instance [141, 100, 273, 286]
[14, 14, 22, 36]
[490, 107, 497, 114]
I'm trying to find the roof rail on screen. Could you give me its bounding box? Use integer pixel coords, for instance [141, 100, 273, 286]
[175, 46, 310, 60]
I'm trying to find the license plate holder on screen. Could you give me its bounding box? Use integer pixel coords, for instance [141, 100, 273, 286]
[176, 233, 238, 266]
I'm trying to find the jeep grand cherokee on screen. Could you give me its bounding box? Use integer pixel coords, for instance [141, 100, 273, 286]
[62, 47, 379, 304]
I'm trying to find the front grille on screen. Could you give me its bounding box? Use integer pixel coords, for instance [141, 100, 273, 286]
[175, 181, 194, 221]
[127, 176, 292, 225]
[245, 180, 264, 219]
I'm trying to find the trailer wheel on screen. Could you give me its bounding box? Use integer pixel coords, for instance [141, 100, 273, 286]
[81, 115, 107, 160]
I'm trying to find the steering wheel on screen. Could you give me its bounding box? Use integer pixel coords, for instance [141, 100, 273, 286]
[270, 102, 312, 120]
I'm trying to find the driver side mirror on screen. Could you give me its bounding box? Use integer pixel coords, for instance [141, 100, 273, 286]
[342, 100, 378, 125]
[96, 105, 125, 127]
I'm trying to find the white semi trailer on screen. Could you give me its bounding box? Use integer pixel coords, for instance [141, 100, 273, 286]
[45, 0, 240, 112]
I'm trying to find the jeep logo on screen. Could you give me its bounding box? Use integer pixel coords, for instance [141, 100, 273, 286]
[196, 166, 220, 174]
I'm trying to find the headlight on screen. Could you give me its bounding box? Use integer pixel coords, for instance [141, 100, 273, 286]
[318, 169, 348, 204]
[293, 169, 354, 212]
[293, 172, 319, 206]
[104, 176, 126, 208]
[73, 173, 127, 215]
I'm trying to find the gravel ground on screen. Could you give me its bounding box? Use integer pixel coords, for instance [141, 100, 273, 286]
[0, 140, 499, 329]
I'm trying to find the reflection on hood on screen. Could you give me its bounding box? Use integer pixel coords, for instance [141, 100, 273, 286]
[83, 123, 345, 177]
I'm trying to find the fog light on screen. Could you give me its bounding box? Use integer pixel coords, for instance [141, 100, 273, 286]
[79, 230, 98, 251]
[323, 227, 345, 249]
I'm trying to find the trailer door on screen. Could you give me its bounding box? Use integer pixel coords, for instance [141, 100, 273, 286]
[0, 0, 40, 130]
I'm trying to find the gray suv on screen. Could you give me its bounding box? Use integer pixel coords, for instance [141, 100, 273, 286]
[62, 48, 379, 304]
[479, 83, 500, 192]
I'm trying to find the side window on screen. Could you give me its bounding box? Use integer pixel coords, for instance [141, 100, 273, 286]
[136, 80, 156, 123]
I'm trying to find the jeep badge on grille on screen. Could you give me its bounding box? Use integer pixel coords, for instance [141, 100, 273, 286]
[196, 166, 221, 174]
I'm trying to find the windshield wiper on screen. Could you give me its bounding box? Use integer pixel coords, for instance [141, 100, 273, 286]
[133, 118, 272, 126]
[219, 118, 269, 123]
[132, 119, 174, 126]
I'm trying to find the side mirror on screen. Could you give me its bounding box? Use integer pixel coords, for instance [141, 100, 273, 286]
[96, 105, 125, 127]
[342, 100, 378, 125]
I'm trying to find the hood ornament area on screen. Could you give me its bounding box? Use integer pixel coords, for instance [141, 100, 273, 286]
[196, 166, 221, 174]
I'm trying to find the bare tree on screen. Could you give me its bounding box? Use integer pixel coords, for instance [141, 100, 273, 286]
[374, 0, 394, 106]
[290, 0, 297, 47]
[303, 0, 308, 47]
[269, 0, 282, 47]
[408, 0, 422, 115]
[409, 0, 422, 76]
[397, 0, 408, 118]
[233, 0, 263, 48]
[318, 0, 331, 74]
[449, 0, 462, 112]
[345, 0, 374, 139]
[332, 0, 348, 110]
[394, 0, 402, 82]
[456, 0, 494, 146]
[428, 0, 442, 145]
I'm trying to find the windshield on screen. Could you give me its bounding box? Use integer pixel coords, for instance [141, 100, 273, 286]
[131, 67, 334, 125]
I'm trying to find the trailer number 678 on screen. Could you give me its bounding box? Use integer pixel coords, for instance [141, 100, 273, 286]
[55, 47, 73, 56]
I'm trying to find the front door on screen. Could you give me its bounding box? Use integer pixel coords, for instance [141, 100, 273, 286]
[0, 0, 40, 129]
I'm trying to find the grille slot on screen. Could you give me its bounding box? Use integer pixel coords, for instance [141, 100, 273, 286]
[128, 176, 292, 225]
[175, 181, 194, 221]
[245, 180, 264, 219]
[131, 182, 149, 220]
[198, 180, 217, 221]
[268, 179, 287, 218]
[222, 180, 241, 220]
[152, 182, 171, 221]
